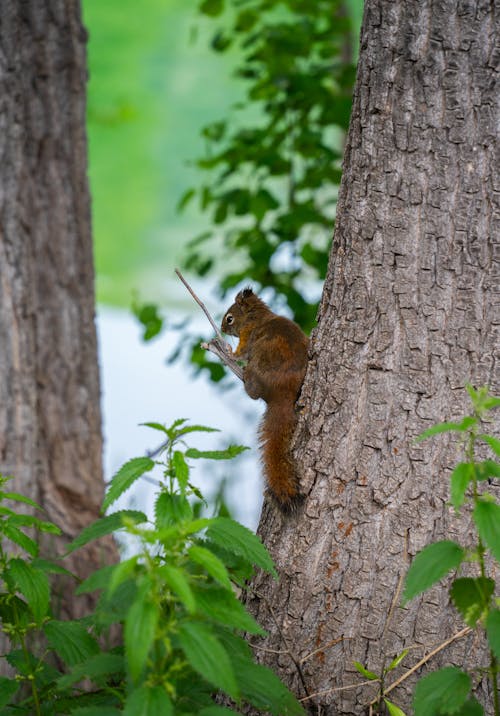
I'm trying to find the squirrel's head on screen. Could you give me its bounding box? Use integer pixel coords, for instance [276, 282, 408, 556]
[221, 286, 264, 335]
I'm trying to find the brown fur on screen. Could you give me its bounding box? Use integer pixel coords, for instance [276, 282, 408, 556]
[221, 288, 308, 511]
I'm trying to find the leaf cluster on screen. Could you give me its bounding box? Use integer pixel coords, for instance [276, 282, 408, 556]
[0, 421, 303, 715]
[173, 0, 357, 379]
[402, 386, 500, 716]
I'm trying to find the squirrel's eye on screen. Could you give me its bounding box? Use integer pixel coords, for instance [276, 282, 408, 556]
[226, 314, 234, 325]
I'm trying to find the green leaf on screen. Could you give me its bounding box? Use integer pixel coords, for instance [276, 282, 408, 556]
[44, 620, 100, 666]
[384, 699, 407, 716]
[71, 709, 122, 716]
[32, 557, 74, 577]
[199, 708, 237, 716]
[2, 524, 38, 557]
[386, 649, 409, 672]
[108, 556, 139, 596]
[1, 491, 42, 510]
[155, 492, 192, 529]
[125, 592, 159, 681]
[475, 459, 500, 481]
[450, 577, 495, 626]
[473, 501, 500, 563]
[413, 667, 471, 716]
[450, 463, 473, 509]
[480, 434, 500, 456]
[66, 510, 148, 553]
[76, 564, 116, 594]
[7, 558, 49, 623]
[452, 698, 484, 716]
[185, 445, 249, 460]
[206, 517, 277, 577]
[188, 544, 232, 590]
[175, 424, 220, 437]
[193, 585, 265, 634]
[0, 676, 19, 708]
[353, 661, 378, 680]
[486, 608, 500, 660]
[9, 513, 61, 534]
[158, 564, 196, 614]
[124, 685, 173, 716]
[403, 541, 464, 603]
[177, 621, 239, 700]
[102, 457, 154, 512]
[57, 652, 124, 689]
[199, 0, 224, 17]
[234, 661, 304, 715]
[416, 417, 477, 441]
[173, 451, 189, 490]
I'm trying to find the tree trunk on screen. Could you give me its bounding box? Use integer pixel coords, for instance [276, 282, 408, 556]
[246, 0, 499, 713]
[0, 0, 117, 622]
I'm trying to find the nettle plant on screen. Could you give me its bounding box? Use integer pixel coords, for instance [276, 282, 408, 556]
[403, 386, 500, 716]
[0, 420, 304, 715]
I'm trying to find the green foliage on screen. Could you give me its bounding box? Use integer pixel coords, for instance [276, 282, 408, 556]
[404, 386, 500, 716]
[0, 422, 303, 715]
[172, 0, 360, 379]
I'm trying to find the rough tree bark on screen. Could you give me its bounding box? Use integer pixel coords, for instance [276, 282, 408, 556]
[0, 0, 117, 623]
[246, 1, 499, 714]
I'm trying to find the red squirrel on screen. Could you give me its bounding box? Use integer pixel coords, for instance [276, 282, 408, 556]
[221, 288, 309, 512]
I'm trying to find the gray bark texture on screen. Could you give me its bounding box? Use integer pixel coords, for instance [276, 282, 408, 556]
[246, 0, 499, 714]
[0, 0, 117, 623]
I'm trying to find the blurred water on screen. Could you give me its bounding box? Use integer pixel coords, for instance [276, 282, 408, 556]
[96, 306, 262, 530]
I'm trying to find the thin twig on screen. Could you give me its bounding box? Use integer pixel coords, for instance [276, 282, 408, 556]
[299, 678, 380, 702]
[175, 268, 244, 381]
[175, 268, 225, 342]
[368, 626, 472, 706]
[299, 636, 346, 664]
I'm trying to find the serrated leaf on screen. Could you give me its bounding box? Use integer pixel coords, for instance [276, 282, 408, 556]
[175, 424, 220, 437]
[403, 541, 464, 603]
[450, 463, 473, 509]
[384, 699, 407, 716]
[177, 621, 239, 700]
[102, 457, 154, 512]
[1, 492, 42, 510]
[475, 459, 500, 481]
[108, 556, 139, 596]
[353, 661, 378, 680]
[57, 652, 124, 689]
[185, 445, 249, 460]
[66, 510, 147, 554]
[2, 524, 38, 557]
[486, 608, 500, 660]
[206, 517, 277, 577]
[124, 685, 173, 716]
[188, 544, 232, 589]
[44, 620, 99, 666]
[173, 451, 189, 489]
[7, 558, 49, 623]
[235, 661, 304, 715]
[32, 558, 74, 577]
[193, 585, 265, 634]
[0, 676, 19, 708]
[413, 667, 471, 716]
[386, 649, 409, 673]
[450, 577, 494, 626]
[155, 492, 192, 529]
[158, 564, 196, 613]
[480, 434, 500, 456]
[9, 513, 61, 534]
[416, 417, 477, 441]
[76, 564, 116, 595]
[125, 592, 159, 681]
[473, 501, 500, 563]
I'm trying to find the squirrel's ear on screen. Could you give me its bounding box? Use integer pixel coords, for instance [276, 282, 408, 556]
[236, 286, 254, 303]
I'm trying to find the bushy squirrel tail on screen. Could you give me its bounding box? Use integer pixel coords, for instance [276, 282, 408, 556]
[259, 398, 303, 513]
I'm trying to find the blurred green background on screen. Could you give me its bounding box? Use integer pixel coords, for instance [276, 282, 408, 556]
[83, 0, 363, 307]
